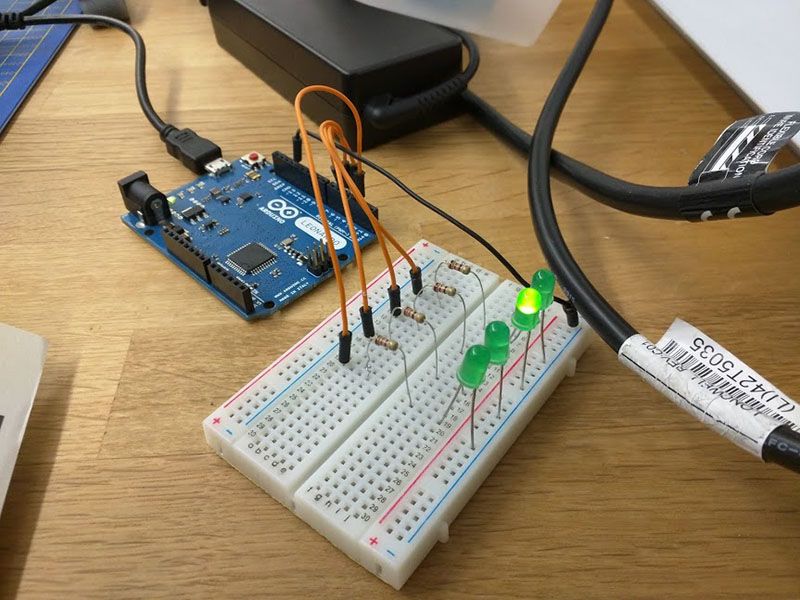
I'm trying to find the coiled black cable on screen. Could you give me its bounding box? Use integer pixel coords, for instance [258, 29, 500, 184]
[528, 0, 800, 476]
[527, 0, 631, 349]
[464, 71, 800, 221]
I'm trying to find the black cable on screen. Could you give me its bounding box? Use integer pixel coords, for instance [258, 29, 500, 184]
[762, 426, 800, 474]
[527, 0, 800, 476]
[2, 12, 223, 173]
[464, 89, 680, 219]
[21, 0, 59, 17]
[364, 30, 480, 130]
[464, 75, 800, 221]
[305, 130, 571, 307]
[527, 0, 633, 349]
[22, 13, 168, 133]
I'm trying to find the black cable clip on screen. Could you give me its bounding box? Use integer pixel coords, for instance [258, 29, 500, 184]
[0, 13, 26, 30]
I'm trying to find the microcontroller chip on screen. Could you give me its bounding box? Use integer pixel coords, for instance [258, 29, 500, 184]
[227, 242, 276, 274]
[182, 205, 206, 221]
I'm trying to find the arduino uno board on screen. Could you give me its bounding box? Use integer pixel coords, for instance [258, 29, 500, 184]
[120, 151, 378, 319]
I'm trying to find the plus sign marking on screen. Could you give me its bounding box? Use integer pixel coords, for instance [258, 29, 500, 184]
[369, 537, 378, 546]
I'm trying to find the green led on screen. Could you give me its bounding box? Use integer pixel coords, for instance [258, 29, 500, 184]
[531, 269, 556, 309]
[457, 345, 491, 389]
[484, 321, 510, 365]
[511, 287, 541, 331]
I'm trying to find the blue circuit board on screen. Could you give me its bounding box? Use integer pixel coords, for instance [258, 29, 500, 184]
[0, 0, 79, 133]
[121, 153, 376, 320]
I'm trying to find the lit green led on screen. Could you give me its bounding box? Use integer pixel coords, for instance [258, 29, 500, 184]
[531, 269, 556, 309]
[457, 345, 491, 389]
[511, 287, 541, 331]
[484, 321, 510, 365]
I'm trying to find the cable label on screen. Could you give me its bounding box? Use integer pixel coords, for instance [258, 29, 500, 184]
[689, 112, 800, 185]
[619, 320, 800, 456]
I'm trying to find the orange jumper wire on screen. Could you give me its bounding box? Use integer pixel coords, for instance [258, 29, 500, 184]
[295, 85, 418, 332]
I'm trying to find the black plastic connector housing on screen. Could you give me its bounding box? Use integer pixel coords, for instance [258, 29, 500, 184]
[118, 171, 171, 225]
[338, 331, 352, 364]
[562, 301, 579, 328]
[292, 131, 303, 162]
[360, 305, 375, 338]
[388, 285, 401, 316]
[162, 224, 210, 280]
[410, 267, 423, 295]
[161, 126, 222, 174]
[207, 262, 255, 314]
[345, 163, 366, 196]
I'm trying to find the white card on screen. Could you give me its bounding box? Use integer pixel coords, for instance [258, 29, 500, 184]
[0, 323, 47, 513]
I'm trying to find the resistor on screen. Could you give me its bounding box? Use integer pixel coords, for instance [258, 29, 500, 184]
[373, 335, 399, 351]
[386, 307, 439, 379]
[435, 259, 485, 330]
[366, 335, 413, 406]
[447, 260, 471, 274]
[402, 307, 426, 323]
[412, 282, 466, 351]
[433, 282, 457, 297]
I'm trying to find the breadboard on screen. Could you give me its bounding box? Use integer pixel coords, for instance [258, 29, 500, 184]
[204, 240, 591, 588]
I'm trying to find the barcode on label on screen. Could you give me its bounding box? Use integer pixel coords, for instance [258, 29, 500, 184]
[659, 339, 797, 431]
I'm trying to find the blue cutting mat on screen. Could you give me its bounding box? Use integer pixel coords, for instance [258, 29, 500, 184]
[0, 0, 79, 133]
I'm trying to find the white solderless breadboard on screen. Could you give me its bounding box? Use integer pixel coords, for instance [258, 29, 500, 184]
[204, 240, 591, 588]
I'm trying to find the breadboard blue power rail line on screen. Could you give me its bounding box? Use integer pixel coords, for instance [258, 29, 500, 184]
[204, 240, 592, 588]
[120, 150, 378, 319]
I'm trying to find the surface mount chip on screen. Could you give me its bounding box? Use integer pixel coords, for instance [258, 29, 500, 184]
[121, 153, 378, 320]
[227, 242, 275, 274]
[181, 205, 206, 221]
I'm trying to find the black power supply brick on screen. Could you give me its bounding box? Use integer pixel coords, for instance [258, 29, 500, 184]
[205, 0, 464, 148]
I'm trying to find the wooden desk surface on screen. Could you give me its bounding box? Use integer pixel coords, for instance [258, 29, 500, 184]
[1, 1, 798, 597]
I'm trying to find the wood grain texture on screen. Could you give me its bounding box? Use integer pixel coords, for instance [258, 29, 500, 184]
[1, 1, 798, 597]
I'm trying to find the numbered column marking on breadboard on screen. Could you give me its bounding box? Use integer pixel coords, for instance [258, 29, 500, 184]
[204, 240, 591, 588]
[204, 241, 499, 505]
